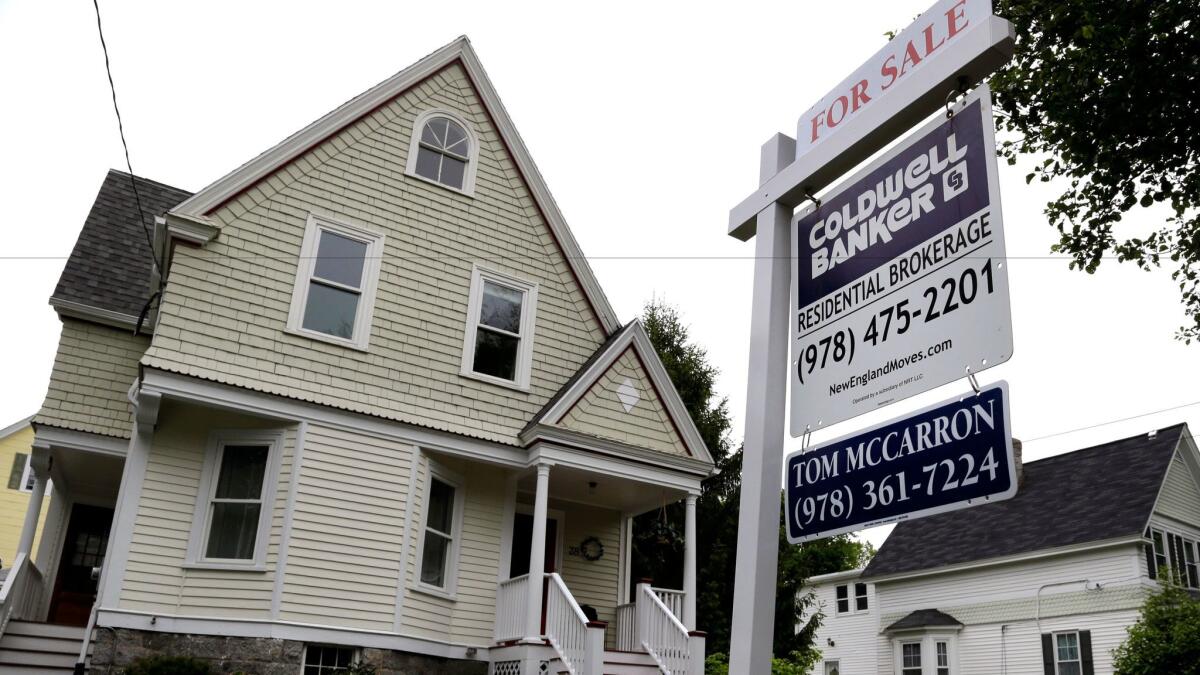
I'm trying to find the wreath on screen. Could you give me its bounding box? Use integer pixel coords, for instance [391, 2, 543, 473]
[579, 536, 605, 561]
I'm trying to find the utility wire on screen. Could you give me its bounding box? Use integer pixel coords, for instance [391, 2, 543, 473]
[0, 254, 1170, 262]
[92, 0, 159, 276]
[1021, 399, 1200, 444]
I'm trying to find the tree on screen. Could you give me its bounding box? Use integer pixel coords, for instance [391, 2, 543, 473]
[1111, 579, 1200, 674]
[989, 0, 1200, 340]
[632, 300, 873, 665]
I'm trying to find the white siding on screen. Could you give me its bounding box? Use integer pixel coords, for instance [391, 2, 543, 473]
[880, 547, 1142, 614]
[806, 578, 878, 675]
[1154, 451, 1200, 526]
[949, 609, 1139, 675]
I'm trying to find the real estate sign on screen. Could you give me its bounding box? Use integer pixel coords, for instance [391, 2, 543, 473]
[790, 85, 1012, 433]
[785, 381, 1016, 543]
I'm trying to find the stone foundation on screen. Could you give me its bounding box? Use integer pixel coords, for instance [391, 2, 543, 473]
[88, 627, 488, 675]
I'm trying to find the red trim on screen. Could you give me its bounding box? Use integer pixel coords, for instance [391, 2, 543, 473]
[555, 345, 693, 458]
[201, 56, 611, 334]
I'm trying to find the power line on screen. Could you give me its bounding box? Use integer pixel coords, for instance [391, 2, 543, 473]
[0, 254, 1170, 262]
[1021, 399, 1200, 444]
[92, 0, 159, 276]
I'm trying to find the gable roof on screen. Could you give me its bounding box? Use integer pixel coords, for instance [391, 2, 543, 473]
[885, 609, 962, 633]
[168, 36, 620, 335]
[0, 415, 35, 441]
[51, 170, 192, 325]
[522, 321, 715, 465]
[862, 424, 1187, 580]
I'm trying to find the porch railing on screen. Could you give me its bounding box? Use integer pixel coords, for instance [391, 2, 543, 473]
[614, 602, 637, 651]
[544, 573, 595, 674]
[635, 582, 705, 675]
[652, 588, 685, 623]
[494, 574, 530, 643]
[0, 553, 44, 638]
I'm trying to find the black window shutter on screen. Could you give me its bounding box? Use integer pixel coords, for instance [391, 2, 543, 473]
[7, 452, 26, 490]
[1079, 631, 1094, 675]
[1041, 634, 1055, 675]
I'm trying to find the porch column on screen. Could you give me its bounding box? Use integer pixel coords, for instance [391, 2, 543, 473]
[524, 462, 552, 641]
[683, 493, 697, 629]
[16, 446, 50, 558]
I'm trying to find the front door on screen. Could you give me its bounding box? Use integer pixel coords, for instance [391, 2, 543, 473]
[47, 503, 113, 626]
[509, 512, 559, 632]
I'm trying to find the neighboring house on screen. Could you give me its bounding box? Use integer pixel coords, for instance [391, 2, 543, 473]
[1, 416, 51, 568]
[0, 38, 712, 675]
[806, 425, 1200, 675]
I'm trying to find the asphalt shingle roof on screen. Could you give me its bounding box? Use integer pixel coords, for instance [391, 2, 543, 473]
[885, 608, 963, 632]
[52, 170, 192, 318]
[862, 424, 1186, 579]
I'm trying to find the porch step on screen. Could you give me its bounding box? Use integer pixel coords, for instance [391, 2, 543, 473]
[550, 650, 662, 675]
[0, 621, 89, 674]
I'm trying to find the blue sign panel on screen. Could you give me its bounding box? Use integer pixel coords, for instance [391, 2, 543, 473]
[785, 382, 1016, 543]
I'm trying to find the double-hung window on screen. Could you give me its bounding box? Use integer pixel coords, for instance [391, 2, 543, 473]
[8, 452, 36, 492]
[900, 642, 922, 675]
[287, 214, 384, 350]
[835, 582, 868, 614]
[835, 584, 850, 614]
[188, 431, 282, 568]
[855, 582, 869, 611]
[936, 641, 951, 675]
[1054, 632, 1082, 675]
[460, 265, 538, 390]
[1146, 526, 1200, 589]
[416, 465, 464, 596]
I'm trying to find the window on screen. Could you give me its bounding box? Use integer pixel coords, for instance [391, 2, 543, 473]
[824, 660, 840, 675]
[1054, 632, 1082, 675]
[936, 640, 951, 675]
[1146, 526, 1200, 589]
[901, 642, 922, 675]
[8, 452, 36, 492]
[415, 465, 464, 596]
[460, 265, 538, 389]
[286, 213, 384, 350]
[835, 584, 849, 614]
[303, 645, 357, 675]
[855, 582, 869, 611]
[405, 110, 478, 194]
[187, 431, 282, 568]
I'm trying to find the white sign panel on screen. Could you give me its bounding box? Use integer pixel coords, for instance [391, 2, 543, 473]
[790, 85, 1012, 434]
[795, 0, 991, 160]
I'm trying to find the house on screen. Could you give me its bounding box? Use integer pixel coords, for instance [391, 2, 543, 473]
[1, 416, 51, 569]
[804, 425, 1200, 675]
[0, 38, 713, 675]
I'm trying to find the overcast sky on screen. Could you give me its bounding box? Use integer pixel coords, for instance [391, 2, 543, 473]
[2, 0, 1197, 549]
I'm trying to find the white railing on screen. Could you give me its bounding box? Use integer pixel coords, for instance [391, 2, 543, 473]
[636, 582, 704, 675]
[615, 602, 637, 651]
[494, 574, 530, 643]
[0, 553, 44, 639]
[653, 588, 685, 622]
[544, 573, 592, 675]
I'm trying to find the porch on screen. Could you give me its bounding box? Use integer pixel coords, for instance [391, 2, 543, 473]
[483, 458, 705, 675]
[0, 426, 126, 672]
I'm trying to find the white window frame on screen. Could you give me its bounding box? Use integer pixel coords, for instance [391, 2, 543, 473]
[404, 109, 480, 196]
[1053, 631, 1082, 675]
[459, 264, 539, 391]
[285, 212, 385, 351]
[18, 454, 35, 493]
[834, 582, 869, 615]
[412, 458, 466, 599]
[185, 429, 285, 571]
[891, 633, 959, 675]
[823, 660, 840, 675]
[300, 644, 360, 674]
[1146, 524, 1200, 589]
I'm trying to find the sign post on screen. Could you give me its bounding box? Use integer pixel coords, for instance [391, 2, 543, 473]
[727, 1, 1017, 670]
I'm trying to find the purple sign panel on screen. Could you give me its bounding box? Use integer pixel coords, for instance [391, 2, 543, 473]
[790, 86, 1012, 434]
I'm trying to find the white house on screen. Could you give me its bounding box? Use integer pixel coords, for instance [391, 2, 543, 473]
[806, 425, 1200, 675]
[0, 37, 711, 675]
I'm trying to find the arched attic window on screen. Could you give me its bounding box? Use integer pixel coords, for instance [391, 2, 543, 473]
[406, 110, 478, 195]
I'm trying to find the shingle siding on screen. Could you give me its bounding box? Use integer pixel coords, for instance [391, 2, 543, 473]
[142, 63, 606, 446]
[559, 348, 689, 457]
[35, 318, 149, 439]
[1155, 451, 1200, 525]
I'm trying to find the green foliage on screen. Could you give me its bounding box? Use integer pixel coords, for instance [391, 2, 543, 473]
[633, 300, 875, 663]
[1111, 579, 1200, 675]
[704, 650, 822, 675]
[990, 0, 1200, 340]
[121, 655, 211, 675]
[345, 662, 377, 675]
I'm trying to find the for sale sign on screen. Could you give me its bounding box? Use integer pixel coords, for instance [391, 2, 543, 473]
[790, 84, 1012, 434]
[785, 382, 1016, 543]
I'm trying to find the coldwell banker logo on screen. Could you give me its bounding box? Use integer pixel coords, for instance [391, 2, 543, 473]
[795, 98, 989, 310]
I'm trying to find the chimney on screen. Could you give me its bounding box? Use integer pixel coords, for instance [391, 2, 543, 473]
[1012, 438, 1024, 488]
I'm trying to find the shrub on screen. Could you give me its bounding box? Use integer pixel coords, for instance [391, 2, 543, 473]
[122, 655, 211, 675]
